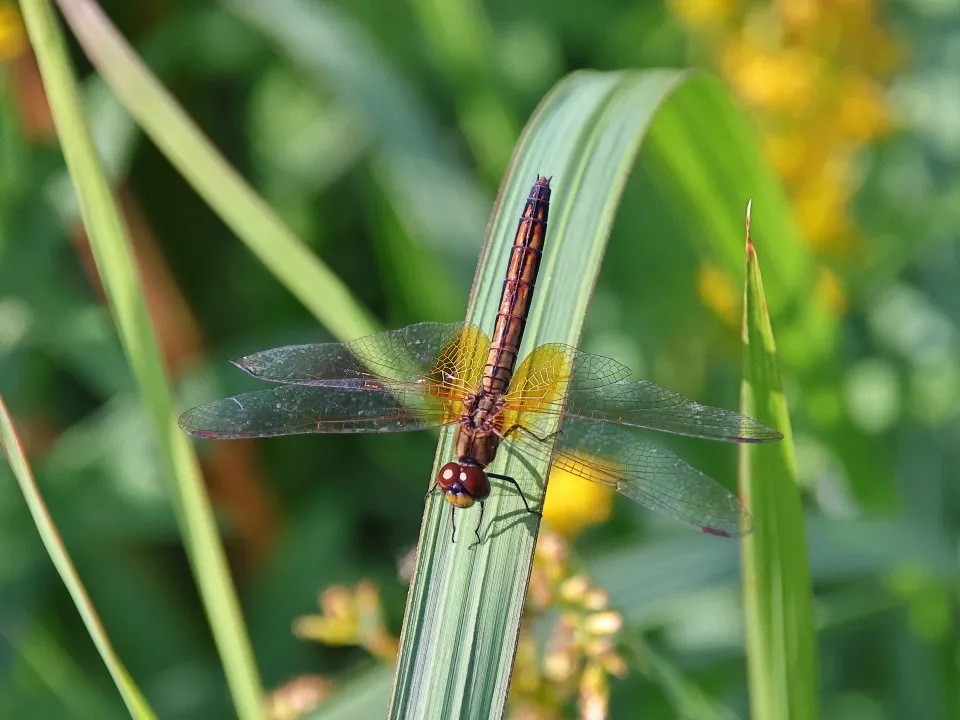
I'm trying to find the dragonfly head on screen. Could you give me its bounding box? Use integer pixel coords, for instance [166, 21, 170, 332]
[437, 462, 491, 508]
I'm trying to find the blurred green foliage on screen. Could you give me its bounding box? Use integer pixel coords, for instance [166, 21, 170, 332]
[0, 0, 958, 718]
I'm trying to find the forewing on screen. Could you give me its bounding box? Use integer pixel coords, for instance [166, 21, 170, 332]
[504, 344, 780, 443]
[234, 322, 490, 390]
[230, 322, 490, 426]
[509, 416, 753, 537]
[565, 379, 782, 442]
[178, 385, 453, 439]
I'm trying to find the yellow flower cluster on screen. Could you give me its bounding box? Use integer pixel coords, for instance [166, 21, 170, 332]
[265, 675, 333, 720]
[510, 531, 627, 720]
[292, 579, 399, 664]
[675, 0, 899, 319]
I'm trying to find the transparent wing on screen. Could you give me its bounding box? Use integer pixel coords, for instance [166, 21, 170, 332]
[504, 344, 781, 443]
[178, 384, 457, 439]
[508, 416, 753, 537]
[233, 322, 490, 394]
[180, 322, 493, 439]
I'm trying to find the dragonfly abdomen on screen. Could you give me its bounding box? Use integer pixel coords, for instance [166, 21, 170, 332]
[482, 175, 551, 394]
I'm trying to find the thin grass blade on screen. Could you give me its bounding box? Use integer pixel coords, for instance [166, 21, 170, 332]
[20, 2, 266, 717]
[739, 203, 818, 719]
[0, 395, 157, 719]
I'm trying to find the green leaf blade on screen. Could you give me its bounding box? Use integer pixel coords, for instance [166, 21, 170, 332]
[390, 69, 690, 720]
[23, 1, 266, 717]
[0, 394, 157, 719]
[739, 205, 818, 720]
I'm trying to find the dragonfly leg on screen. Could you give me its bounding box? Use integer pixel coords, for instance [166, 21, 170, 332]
[500, 423, 562, 445]
[488, 472, 542, 516]
[424, 479, 439, 504]
[450, 505, 457, 543]
[470, 502, 485, 549]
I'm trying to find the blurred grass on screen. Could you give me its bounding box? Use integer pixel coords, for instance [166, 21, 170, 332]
[626, 636, 738, 720]
[0, 394, 155, 718]
[225, 0, 492, 264]
[57, 0, 378, 343]
[307, 666, 394, 720]
[20, 1, 264, 717]
[739, 204, 817, 719]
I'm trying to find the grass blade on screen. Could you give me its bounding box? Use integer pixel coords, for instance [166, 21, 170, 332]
[389, 69, 691, 719]
[19, 2, 266, 717]
[0, 395, 156, 719]
[739, 203, 818, 719]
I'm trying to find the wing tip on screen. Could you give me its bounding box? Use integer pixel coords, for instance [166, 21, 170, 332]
[230, 357, 259, 377]
[733, 422, 784, 443]
[702, 504, 754, 538]
[178, 408, 221, 439]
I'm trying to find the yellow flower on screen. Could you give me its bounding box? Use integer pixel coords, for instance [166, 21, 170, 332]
[670, 0, 736, 31]
[815, 266, 847, 316]
[266, 675, 332, 720]
[542, 460, 613, 537]
[697, 263, 740, 327]
[293, 586, 356, 646]
[583, 611, 623, 636]
[678, 0, 900, 262]
[578, 662, 610, 720]
[722, 38, 821, 113]
[792, 168, 854, 250]
[559, 575, 591, 604]
[0, 3, 26, 62]
[514, 530, 627, 718]
[293, 580, 397, 663]
[779, 0, 821, 33]
[836, 72, 891, 142]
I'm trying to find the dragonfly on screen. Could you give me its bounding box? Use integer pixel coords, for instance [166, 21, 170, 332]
[179, 175, 782, 542]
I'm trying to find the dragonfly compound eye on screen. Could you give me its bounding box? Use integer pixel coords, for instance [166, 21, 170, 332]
[458, 464, 490, 502]
[436, 462, 491, 507]
[437, 462, 461, 490]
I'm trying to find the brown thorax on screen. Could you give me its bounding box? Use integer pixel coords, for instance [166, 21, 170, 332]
[455, 391, 507, 467]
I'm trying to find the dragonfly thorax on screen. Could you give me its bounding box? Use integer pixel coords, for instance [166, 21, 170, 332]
[463, 391, 506, 431]
[437, 461, 491, 508]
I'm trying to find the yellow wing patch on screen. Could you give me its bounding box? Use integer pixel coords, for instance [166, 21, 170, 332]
[501, 344, 574, 431]
[425, 324, 490, 424]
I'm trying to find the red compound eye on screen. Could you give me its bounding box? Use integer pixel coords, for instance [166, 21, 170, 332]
[458, 465, 490, 501]
[437, 462, 460, 490]
[436, 462, 491, 502]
